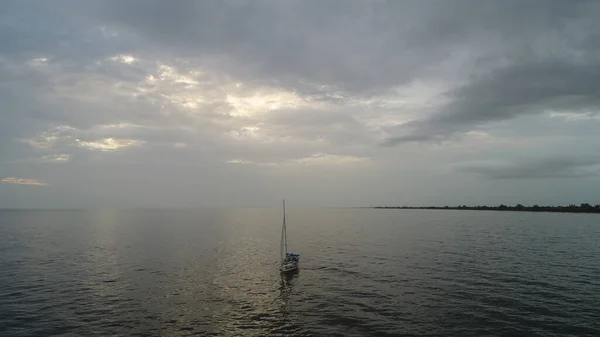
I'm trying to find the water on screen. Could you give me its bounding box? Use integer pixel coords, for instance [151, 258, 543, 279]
[1, 208, 599, 336]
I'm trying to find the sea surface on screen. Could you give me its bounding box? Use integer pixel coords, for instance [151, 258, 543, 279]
[0, 208, 599, 336]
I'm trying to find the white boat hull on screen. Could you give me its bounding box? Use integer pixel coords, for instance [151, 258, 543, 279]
[280, 262, 299, 273]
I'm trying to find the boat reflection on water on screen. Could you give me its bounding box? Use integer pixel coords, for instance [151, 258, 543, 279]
[278, 270, 297, 314]
[272, 271, 309, 336]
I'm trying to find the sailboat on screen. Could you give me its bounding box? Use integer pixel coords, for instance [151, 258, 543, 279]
[280, 199, 300, 273]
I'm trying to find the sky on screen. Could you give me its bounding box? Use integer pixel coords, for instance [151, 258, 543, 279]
[1, 0, 600, 208]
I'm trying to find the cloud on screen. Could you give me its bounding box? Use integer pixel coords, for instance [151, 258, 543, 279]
[4, 48, 375, 166]
[6, 1, 599, 153]
[1, 177, 48, 186]
[457, 156, 600, 179]
[15, 124, 147, 162]
[289, 153, 369, 165]
[550, 111, 600, 121]
[382, 58, 600, 145]
[110, 54, 137, 64]
[76, 138, 144, 152]
[1, 1, 600, 207]
[226, 159, 278, 168]
[227, 153, 369, 168]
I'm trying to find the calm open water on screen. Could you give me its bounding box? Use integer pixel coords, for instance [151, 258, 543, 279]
[0, 208, 599, 336]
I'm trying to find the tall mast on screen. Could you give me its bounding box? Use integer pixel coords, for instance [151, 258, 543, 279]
[283, 199, 288, 255]
[280, 199, 287, 263]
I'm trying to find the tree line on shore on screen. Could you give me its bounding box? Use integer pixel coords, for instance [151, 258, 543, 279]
[374, 203, 600, 213]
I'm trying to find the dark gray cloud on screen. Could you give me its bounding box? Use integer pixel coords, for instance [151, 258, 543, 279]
[379, 0, 600, 145]
[78, 0, 599, 97]
[382, 57, 600, 145]
[11, 0, 538, 95]
[458, 156, 600, 179]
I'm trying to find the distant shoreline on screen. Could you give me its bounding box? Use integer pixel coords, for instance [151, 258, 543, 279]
[373, 204, 600, 214]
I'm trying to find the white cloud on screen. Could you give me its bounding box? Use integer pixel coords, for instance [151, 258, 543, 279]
[225, 88, 316, 117]
[18, 125, 77, 149]
[28, 58, 49, 66]
[18, 124, 146, 158]
[40, 154, 70, 163]
[76, 138, 144, 151]
[549, 111, 600, 121]
[289, 153, 369, 165]
[226, 159, 253, 165]
[110, 54, 137, 64]
[227, 153, 369, 168]
[1, 177, 48, 186]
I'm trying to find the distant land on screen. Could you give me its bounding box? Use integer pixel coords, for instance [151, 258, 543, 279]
[374, 203, 600, 214]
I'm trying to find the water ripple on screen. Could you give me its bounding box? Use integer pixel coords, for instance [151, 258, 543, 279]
[0, 209, 599, 336]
